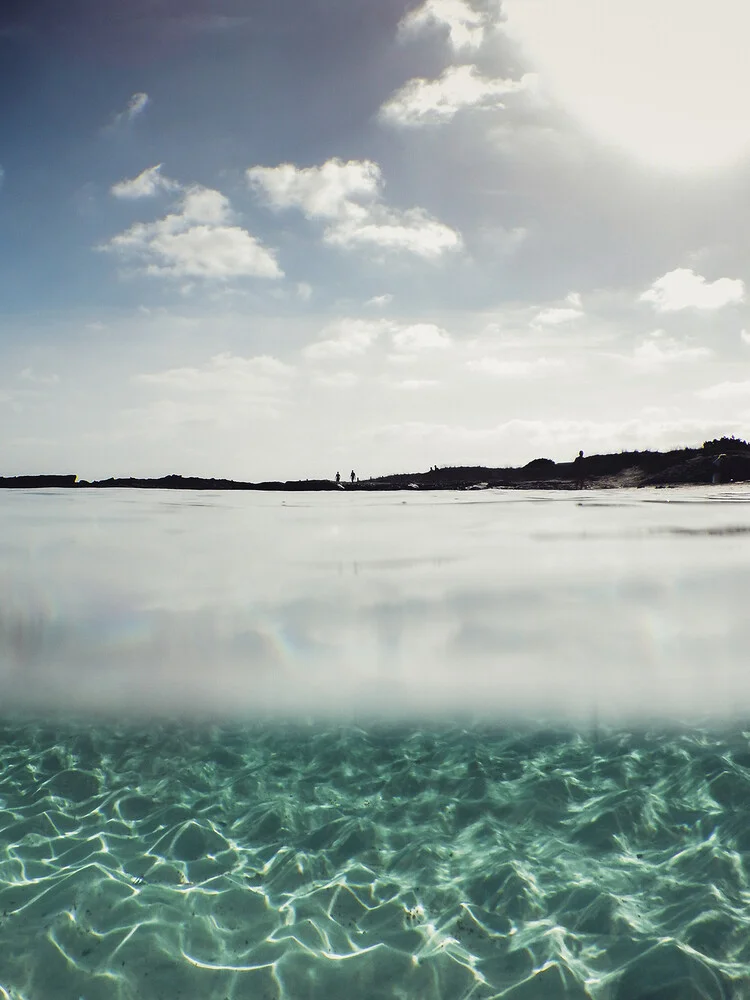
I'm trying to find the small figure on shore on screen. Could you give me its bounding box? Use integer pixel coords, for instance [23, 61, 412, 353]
[350, 470, 356, 483]
[574, 450, 585, 489]
[335, 471, 341, 484]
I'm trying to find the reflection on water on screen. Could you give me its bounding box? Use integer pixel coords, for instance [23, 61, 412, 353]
[1, 486, 750, 719]
[2, 487, 750, 998]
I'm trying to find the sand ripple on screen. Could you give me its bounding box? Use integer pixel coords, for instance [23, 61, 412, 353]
[1, 721, 749, 998]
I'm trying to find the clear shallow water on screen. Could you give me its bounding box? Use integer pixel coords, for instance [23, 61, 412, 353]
[2, 486, 750, 999]
[3, 720, 750, 1000]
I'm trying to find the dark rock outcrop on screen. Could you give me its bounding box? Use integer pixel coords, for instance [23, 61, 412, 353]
[4, 437, 750, 491]
[0, 475, 77, 488]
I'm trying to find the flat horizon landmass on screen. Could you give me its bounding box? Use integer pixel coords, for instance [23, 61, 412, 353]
[2, 437, 749, 492]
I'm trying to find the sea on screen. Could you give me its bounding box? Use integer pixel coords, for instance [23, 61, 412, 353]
[1, 486, 750, 999]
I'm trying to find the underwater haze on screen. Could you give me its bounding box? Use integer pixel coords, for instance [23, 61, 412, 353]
[2, 488, 750, 1000]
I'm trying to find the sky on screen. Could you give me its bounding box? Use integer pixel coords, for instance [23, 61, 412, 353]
[2, 0, 750, 481]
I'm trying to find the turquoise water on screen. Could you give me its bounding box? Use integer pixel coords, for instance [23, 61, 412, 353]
[3, 486, 750, 998]
[2, 720, 750, 999]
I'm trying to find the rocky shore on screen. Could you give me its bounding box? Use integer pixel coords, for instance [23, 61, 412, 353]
[2, 438, 749, 491]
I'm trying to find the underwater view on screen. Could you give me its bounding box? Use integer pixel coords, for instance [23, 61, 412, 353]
[2, 487, 750, 999]
[3, 720, 750, 1000]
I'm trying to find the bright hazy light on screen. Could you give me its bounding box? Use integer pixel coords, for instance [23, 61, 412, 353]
[503, 0, 750, 171]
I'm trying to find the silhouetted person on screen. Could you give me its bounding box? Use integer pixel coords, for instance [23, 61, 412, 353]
[335, 471, 340, 484]
[350, 470, 356, 483]
[574, 450, 585, 489]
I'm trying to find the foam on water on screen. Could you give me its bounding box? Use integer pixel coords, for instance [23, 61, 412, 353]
[2, 720, 750, 1000]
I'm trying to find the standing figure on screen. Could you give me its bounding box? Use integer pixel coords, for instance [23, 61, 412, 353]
[350, 470, 356, 483]
[574, 450, 585, 489]
[335, 471, 341, 484]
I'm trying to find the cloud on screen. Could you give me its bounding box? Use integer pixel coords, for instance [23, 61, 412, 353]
[640, 268, 745, 311]
[696, 380, 750, 401]
[297, 282, 313, 301]
[137, 353, 293, 393]
[365, 415, 734, 460]
[366, 294, 393, 308]
[391, 323, 451, 351]
[131, 354, 294, 433]
[18, 368, 60, 385]
[466, 356, 564, 377]
[125, 92, 149, 119]
[741, 330, 750, 346]
[104, 184, 282, 281]
[108, 92, 150, 129]
[314, 371, 360, 388]
[327, 203, 461, 258]
[398, 0, 487, 51]
[248, 158, 461, 259]
[304, 318, 452, 362]
[390, 378, 440, 390]
[632, 335, 711, 366]
[247, 159, 380, 218]
[379, 65, 529, 127]
[532, 305, 584, 327]
[303, 318, 392, 360]
[111, 164, 180, 199]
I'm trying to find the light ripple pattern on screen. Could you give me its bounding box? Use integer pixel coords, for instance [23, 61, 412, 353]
[1, 721, 750, 999]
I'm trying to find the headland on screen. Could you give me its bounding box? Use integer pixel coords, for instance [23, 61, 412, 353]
[2, 437, 748, 491]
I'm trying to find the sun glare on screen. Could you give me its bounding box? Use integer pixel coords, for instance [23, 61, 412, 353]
[502, 0, 750, 171]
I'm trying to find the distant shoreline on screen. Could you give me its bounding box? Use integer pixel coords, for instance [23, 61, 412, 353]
[2, 439, 749, 491]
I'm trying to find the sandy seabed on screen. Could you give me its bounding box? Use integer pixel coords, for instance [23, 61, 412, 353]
[1, 720, 749, 1000]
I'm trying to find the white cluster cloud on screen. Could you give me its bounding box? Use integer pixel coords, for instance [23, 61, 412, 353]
[366, 294, 394, 308]
[111, 164, 180, 199]
[303, 318, 391, 360]
[247, 159, 380, 218]
[380, 65, 529, 127]
[391, 323, 451, 352]
[304, 318, 453, 361]
[531, 292, 584, 328]
[327, 205, 461, 257]
[533, 306, 584, 327]
[105, 181, 282, 281]
[641, 268, 745, 311]
[398, 0, 487, 51]
[248, 158, 461, 259]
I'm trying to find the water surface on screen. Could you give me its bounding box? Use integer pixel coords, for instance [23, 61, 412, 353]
[2, 485, 750, 719]
[2, 487, 750, 999]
